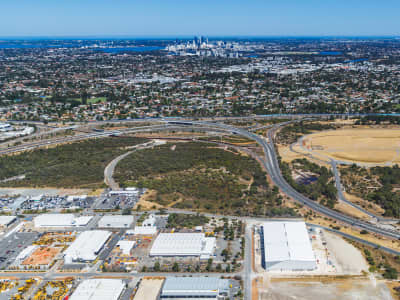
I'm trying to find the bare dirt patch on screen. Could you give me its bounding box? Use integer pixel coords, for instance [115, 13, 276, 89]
[260, 278, 393, 300]
[307, 215, 400, 252]
[343, 192, 385, 216]
[134, 189, 163, 210]
[334, 200, 373, 221]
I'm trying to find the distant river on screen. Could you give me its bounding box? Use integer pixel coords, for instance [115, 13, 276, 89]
[318, 51, 343, 55]
[96, 46, 164, 53]
[0, 43, 163, 52]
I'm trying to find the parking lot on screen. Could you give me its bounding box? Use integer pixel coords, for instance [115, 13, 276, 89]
[96, 189, 146, 210]
[0, 231, 39, 270]
[20, 195, 94, 211]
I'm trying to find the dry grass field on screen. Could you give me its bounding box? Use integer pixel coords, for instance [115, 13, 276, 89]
[303, 128, 400, 164]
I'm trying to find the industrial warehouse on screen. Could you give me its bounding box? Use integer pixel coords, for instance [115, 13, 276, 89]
[260, 221, 317, 271]
[160, 277, 230, 299]
[64, 230, 111, 263]
[33, 213, 93, 228]
[150, 233, 216, 259]
[98, 215, 134, 228]
[70, 279, 126, 300]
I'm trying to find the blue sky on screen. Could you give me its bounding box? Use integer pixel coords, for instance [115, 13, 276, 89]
[1, 0, 399, 37]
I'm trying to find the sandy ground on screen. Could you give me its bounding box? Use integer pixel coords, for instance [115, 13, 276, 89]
[278, 143, 332, 168]
[134, 189, 163, 210]
[278, 145, 305, 162]
[335, 200, 373, 221]
[260, 278, 393, 300]
[323, 230, 368, 274]
[343, 192, 386, 216]
[307, 215, 400, 252]
[303, 128, 400, 164]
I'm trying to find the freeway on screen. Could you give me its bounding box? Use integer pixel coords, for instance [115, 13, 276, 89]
[261, 123, 400, 239]
[1, 119, 400, 240]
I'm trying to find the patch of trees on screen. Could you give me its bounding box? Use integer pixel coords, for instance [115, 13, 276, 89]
[355, 115, 400, 125]
[278, 121, 337, 144]
[0, 137, 147, 188]
[166, 213, 209, 229]
[116, 142, 289, 216]
[115, 142, 266, 184]
[366, 165, 400, 217]
[281, 158, 337, 208]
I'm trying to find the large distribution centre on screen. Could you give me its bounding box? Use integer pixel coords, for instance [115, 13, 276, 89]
[64, 230, 111, 263]
[150, 233, 216, 259]
[70, 279, 125, 300]
[98, 215, 134, 228]
[160, 277, 230, 299]
[260, 221, 317, 271]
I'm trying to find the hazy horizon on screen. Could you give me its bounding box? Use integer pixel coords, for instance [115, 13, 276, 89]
[1, 0, 400, 37]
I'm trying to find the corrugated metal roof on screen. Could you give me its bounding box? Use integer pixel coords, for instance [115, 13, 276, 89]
[98, 215, 134, 228]
[161, 277, 229, 297]
[64, 230, 111, 261]
[70, 279, 125, 300]
[150, 233, 215, 257]
[262, 221, 315, 263]
[0, 216, 16, 226]
[34, 213, 92, 227]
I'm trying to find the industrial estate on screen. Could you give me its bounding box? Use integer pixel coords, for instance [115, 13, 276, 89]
[0, 36, 399, 300]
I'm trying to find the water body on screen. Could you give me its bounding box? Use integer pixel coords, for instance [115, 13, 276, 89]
[96, 46, 163, 53]
[0, 43, 163, 52]
[318, 51, 343, 55]
[0, 43, 77, 49]
[344, 58, 368, 63]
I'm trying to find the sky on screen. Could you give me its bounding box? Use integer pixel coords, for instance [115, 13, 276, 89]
[0, 0, 399, 37]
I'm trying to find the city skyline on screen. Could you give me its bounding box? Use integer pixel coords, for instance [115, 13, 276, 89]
[1, 0, 400, 37]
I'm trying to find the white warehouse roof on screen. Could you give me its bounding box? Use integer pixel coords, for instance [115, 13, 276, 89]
[34, 214, 92, 228]
[132, 226, 157, 235]
[161, 277, 230, 298]
[98, 215, 134, 228]
[64, 230, 111, 262]
[116, 240, 136, 255]
[70, 279, 125, 300]
[150, 233, 215, 257]
[0, 216, 16, 227]
[260, 221, 316, 271]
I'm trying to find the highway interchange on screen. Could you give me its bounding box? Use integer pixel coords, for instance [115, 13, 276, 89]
[3, 116, 400, 238]
[1, 115, 400, 300]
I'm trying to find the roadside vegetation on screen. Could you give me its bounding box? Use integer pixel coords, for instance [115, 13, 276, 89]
[349, 239, 400, 281]
[355, 115, 400, 125]
[0, 136, 147, 188]
[276, 121, 338, 145]
[115, 142, 297, 216]
[280, 157, 337, 208]
[166, 213, 209, 229]
[341, 164, 400, 217]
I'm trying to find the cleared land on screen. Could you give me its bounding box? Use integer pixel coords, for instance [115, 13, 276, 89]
[307, 215, 400, 252]
[261, 278, 393, 300]
[303, 128, 400, 164]
[22, 247, 61, 266]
